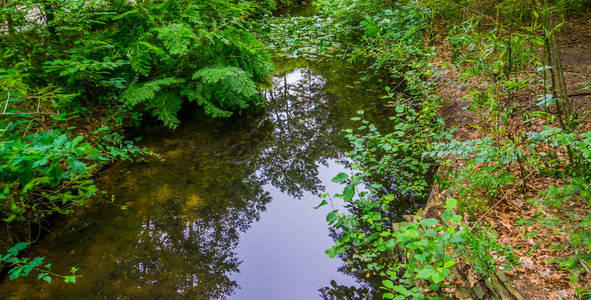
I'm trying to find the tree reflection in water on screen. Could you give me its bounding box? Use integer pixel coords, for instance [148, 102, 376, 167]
[258, 67, 334, 197]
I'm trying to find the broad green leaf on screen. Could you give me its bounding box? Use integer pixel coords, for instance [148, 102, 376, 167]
[68, 158, 87, 174]
[419, 218, 439, 227]
[393, 285, 411, 296]
[444, 198, 457, 209]
[443, 260, 456, 268]
[432, 271, 445, 283]
[382, 279, 394, 289]
[8, 242, 28, 255]
[326, 210, 338, 224]
[331, 172, 348, 183]
[424, 229, 437, 237]
[449, 235, 464, 244]
[342, 185, 355, 201]
[416, 268, 435, 279]
[47, 163, 64, 187]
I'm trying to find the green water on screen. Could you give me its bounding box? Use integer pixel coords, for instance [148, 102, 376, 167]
[0, 58, 409, 299]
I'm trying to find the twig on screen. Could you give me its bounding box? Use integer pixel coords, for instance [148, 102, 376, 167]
[0, 122, 11, 138]
[3, 91, 10, 113]
[0, 111, 56, 115]
[567, 91, 591, 97]
[469, 170, 535, 231]
[22, 119, 34, 136]
[580, 258, 591, 274]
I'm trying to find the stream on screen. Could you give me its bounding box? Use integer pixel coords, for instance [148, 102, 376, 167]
[0, 56, 410, 299]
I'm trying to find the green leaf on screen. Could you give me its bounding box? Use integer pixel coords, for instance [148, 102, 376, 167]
[393, 285, 411, 296]
[47, 163, 64, 187]
[382, 279, 395, 289]
[331, 172, 348, 183]
[451, 215, 462, 223]
[419, 218, 439, 227]
[432, 271, 445, 283]
[443, 260, 456, 268]
[29, 256, 45, 268]
[444, 198, 457, 209]
[416, 268, 435, 280]
[8, 242, 28, 255]
[32, 157, 49, 168]
[449, 235, 464, 243]
[314, 200, 328, 209]
[395, 105, 404, 113]
[68, 158, 87, 174]
[424, 229, 437, 237]
[442, 210, 452, 222]
[385, 238, 397, 250]
[342, 185, 355, 201]
[326, 210, 338, 224]
[43, 276, 51, 283]
[9, 267, 22, 280]
[326, 247, 337, 258]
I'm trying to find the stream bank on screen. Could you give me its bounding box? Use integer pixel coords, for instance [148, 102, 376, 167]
[424, 12, 591, 299]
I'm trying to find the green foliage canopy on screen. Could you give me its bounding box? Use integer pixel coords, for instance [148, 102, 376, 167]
[1, 0, 275, 128]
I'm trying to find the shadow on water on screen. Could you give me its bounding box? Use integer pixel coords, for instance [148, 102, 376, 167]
[0, 58, 411, 299]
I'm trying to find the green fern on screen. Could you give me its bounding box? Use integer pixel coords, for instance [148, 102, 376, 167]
[128, 40, 167, 77]
[220, 28, 274, 81]
[192, 66, 261, 117]
[122, 77, 185, 127]
[146, 90, 182, 128]
[122, 77, 183, 106]
[156, 23, 196, 56]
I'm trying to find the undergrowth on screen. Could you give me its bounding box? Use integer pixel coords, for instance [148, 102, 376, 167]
[315, 0, 591, 298]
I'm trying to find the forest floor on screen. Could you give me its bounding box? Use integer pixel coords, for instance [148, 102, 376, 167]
[430, 13, 591, 300]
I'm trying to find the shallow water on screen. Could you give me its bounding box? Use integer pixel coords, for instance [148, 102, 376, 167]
[0, 58, 397, 299]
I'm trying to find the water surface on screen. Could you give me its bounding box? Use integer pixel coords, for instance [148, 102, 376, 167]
[0, 58, 394, 299]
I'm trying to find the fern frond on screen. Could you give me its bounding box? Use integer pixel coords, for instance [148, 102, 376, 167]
[146, 90, 182, 128]
[191, 65, 262, 117]
[112, 8, 140, 21]
[219, 27, 274, 80]
[122, 77, 184, 106]
[156, 23, 197, 56]
[193, 66, 257, 99]
[181, 4, 205, 25]
[128, 40, 168, 77]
